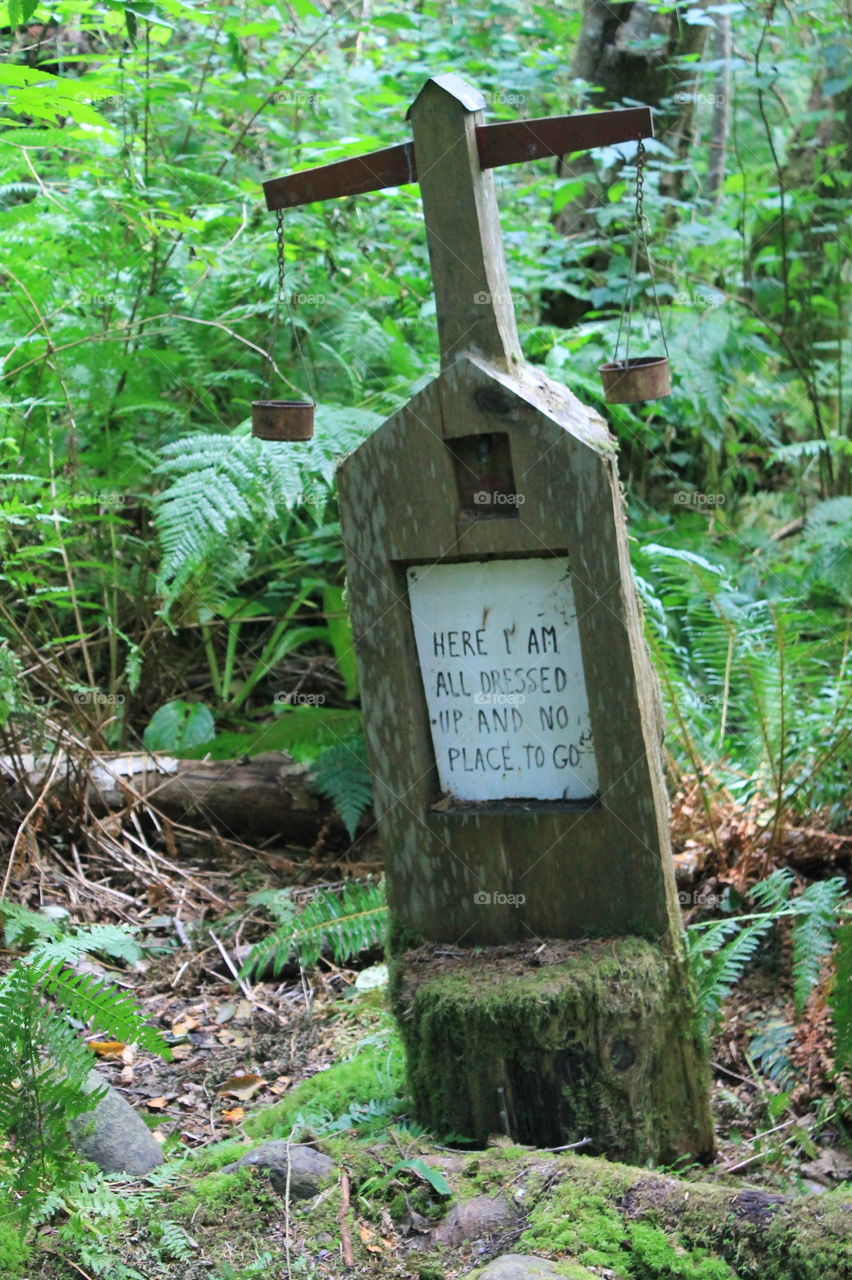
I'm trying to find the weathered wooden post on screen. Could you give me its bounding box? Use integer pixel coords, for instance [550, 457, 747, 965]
[262, 74, 714, 1163]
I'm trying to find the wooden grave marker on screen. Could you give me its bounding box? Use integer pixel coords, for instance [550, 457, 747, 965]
[262, 74, 714, 1163]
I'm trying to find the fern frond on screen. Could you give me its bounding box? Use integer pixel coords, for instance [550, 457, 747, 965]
[240, 879, 387, 979]
[790, 877, 847, 1017]
[34, 963, 171, 1058]
[155, 1219, 196, 1262]
[152, 406, 380, 610]
[0, 901, 63, 948]
[687, 915, 776, 1041]
[311, 734, 373, 838]
[27, 922, 142, 969]
[749, 867, 795, 911]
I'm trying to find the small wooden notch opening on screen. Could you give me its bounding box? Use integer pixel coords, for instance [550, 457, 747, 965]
[448, 431, 519, 519]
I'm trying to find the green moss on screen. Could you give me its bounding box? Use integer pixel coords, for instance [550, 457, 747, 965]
[244, 1029, 406, 1141]
[627, 1223, 738, 1279]
[520, 1171, 631, 1269]
[517, 1155, 852, 1280]
[519, 1163, 742, 1280]
[0, 1221, 30, 1279]
[393, 937, 712, 1162]
[171, 1165, 280, 1226]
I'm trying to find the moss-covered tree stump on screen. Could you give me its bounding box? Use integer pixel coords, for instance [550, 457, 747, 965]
[392, 936, 714, 1165]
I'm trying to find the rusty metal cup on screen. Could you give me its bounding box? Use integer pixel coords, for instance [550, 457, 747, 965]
[598, 356, 671, 405]
[251, 400, 315, 440]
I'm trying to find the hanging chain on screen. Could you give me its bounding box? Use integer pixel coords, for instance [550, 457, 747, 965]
[264, 208, 317, 404]
[263, 212, 287, 399]
[638, 143, 671, 364]
[614, 140, 645, 366]
[276, 208, 286, 299]
[612, 138, 669, 368]
[634, 136, 646, 233]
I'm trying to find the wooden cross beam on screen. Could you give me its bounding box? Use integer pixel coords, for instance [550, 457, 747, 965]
[263, 74, 653, 369]
[263, 99, 652, 211]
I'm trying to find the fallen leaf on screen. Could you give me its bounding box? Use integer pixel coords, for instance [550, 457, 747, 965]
[146, 1097, 171, 1110]
[221, 1107, 244, 1124]
[216, 1072, 267, 1102]
[215, 1003, 236, 1025]
[171, 1016, 200, 1036]
[88, 1040, 126, 1058]
[358, 1222, 383, 1253]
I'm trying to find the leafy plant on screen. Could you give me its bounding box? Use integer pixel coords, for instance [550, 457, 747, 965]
[634, 542, 851, 828]
[312, 733, 373, 838]
[686, 869, 848, 1045]
[240, 879, 387, 980]
[0, 902, 170, 1233]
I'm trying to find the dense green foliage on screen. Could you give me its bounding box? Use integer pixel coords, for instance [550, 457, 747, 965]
[0, 0, 848, 832]
[0, 901, 169, 1262]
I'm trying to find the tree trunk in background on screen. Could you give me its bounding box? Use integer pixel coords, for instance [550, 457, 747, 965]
[706, 12, 731, 206]
[543, 0, 711, 328]
[747, 7, 852, 494]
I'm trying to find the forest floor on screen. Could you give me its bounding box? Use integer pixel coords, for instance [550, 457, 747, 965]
[1, 774, 850, 1278]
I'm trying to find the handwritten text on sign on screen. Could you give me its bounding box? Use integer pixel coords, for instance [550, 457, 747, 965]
[407, 558, 598, 802]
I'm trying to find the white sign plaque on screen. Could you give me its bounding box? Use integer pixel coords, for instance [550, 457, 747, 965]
[407, 558, 598, 802]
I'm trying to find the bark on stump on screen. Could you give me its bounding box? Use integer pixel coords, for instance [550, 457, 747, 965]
[392, 937, 714, 1165]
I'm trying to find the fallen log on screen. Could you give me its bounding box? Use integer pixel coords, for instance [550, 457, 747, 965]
[0, 750, 354, 846]
[388, 1143, 851, 1279]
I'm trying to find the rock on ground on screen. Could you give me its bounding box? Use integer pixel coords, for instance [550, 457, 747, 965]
[69, 1069, 164, 1175]
[220, 1140, 334, 1198]
[474, 1257, 596, 1280]
[429, 1194, 517, 1246]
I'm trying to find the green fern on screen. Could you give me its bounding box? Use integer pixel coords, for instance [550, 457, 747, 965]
[240, 879, 387, 980]
[34, 965, 170, 1058]
[687, 870, 849, 1045]
[789, 878, 847, 1017]
[0, 904, 170, 1223]
[830, 921, 852, 1072]
[635, 542, 850, 821]
[687, 914, 777, 1044]
[153, 405, 380, 608]
[311, 733, 374, 838]
[154, 1219, 196, 1262]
